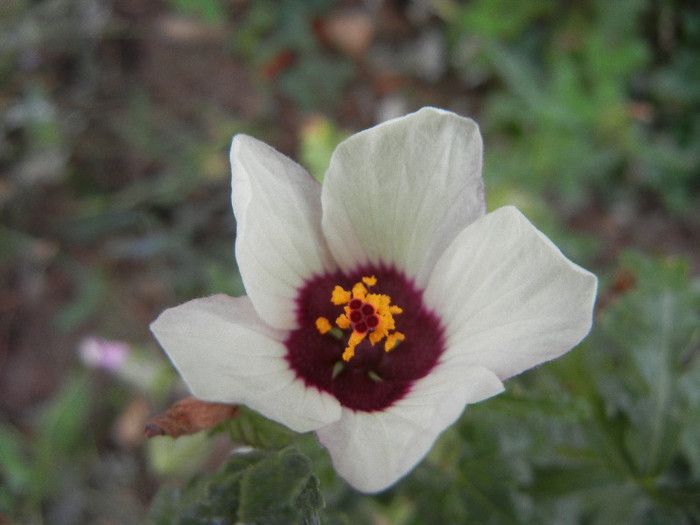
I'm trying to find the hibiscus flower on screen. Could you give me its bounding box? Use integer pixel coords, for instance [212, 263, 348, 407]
[150, 107, 597, 493]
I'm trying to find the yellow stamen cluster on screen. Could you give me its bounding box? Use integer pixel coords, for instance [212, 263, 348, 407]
[316, 276, 405, 362]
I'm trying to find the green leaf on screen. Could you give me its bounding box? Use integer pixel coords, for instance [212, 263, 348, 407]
[239, 448, 321, 524]
[596, 253, 699, 472]
[147, 432, 213, 478]
[222, 405, 296, 450]
[148, 448, 324, 525]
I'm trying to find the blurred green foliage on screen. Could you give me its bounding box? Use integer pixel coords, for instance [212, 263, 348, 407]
[231, 0, 355, 110]
[0, 374, 92, 521]
[168, 0, 225, 25]
[1, 0, 698, 523]
[445, 0, 699, 219]
[298, 116, 352, 183]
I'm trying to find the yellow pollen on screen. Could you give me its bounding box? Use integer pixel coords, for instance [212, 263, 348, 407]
[315, 276, 405, 362]
[335, 314, 350, 330]
[342, 331, 366, 361]
[362, 275, 377, 287]
[331, 286, 351, 305]
[351, 281, 368, 299]
[385, 332, 405, 351]
[315, 317, 332, 334]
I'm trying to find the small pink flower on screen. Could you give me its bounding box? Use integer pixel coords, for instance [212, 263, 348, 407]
[78, 337, 130, 372]
[151, 108, 597, 493]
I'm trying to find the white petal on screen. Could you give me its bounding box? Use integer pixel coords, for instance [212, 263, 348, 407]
[231, 135, 337, 330]
[316, 362, 503, 493]
[424, 206, 598, 380]
[150, 294, 341, 432]
[321, 107, 485, 287]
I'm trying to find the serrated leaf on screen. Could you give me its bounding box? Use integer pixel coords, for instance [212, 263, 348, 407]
[295, 475, 324, 525]
[148, 448, 323, 525]
[239, 448, 321, 524]
[596, 253, 700, 478]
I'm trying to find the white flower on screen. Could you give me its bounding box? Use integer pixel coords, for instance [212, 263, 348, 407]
[150, 107, 597, 493]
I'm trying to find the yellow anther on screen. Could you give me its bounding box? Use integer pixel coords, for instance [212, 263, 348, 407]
[335, 313, 350, 330]
[385, 332, 405, 351]
[362, 275, 377, 287]
[351, 281, 368, 299]
[315, 317, 332, 334]
[342, 331, 366, 361]
[331, 286, 351, 305]
[368, 330, 383, 345]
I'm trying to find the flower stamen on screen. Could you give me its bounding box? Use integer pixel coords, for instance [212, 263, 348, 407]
[316, 276, 405, 362]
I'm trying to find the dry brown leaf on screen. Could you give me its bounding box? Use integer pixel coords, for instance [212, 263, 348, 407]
[144, 397, 240, 439]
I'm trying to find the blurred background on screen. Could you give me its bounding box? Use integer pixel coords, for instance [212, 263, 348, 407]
[1, 0, 698, 523]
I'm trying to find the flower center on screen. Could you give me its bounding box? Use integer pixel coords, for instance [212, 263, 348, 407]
[314, 276, 405, 362]
[285, 267, 445, 412]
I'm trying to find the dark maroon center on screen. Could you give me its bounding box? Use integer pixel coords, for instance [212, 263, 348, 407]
[285, 266, 446, 412]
